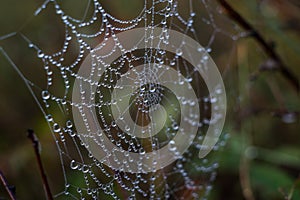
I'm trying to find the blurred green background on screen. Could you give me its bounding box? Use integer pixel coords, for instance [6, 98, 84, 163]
[0, 0, 300, 199]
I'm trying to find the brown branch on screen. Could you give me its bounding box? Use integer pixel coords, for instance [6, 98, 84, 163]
[218, 0, 299, 91]
[27, 129, 53, 200]
[0, 170, 16, 200]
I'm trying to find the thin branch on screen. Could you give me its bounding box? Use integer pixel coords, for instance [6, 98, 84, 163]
[27, 129, 53, 200]
[218, 0, 299, 91]
[239, 157, 256, 200]
[0, 170, 17, 200]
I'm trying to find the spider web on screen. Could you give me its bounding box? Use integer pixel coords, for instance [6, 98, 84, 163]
[0, 0, 242, 199]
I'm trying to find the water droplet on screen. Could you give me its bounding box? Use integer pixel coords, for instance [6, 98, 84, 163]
[46, 114, 53, 122]
[53, 123, 61, 133]
[82, 165, 89, 173]
[206, 48, 212, 53]
[61, 99, 67, 105]
[70, 160, 78, 170]
[140, 85, 146, 91]
[185, 77, 193, 83]
[178, 78, 184, 85]
[42, 90, 50, 100]
[111, 121, 117, 127]
[216, 88, 223, 94]
[149, 85, 156, 93]
[213, 163, 219, 169]
[125, 125, 130, 132]
[114, 174, 118, 180]
[56, 9, 63, 14]
[139, 148, 145, 155]
[168, 140, 177, 151]
[66, 35, 72, 41]
[172, 122, 179, 131]
[210, 97, 217, 103]
[197, 47, 204, 52]
[188, 19, 193, 26]
[66, 120, 73, 128]
[69, 130, 76, 137]
[37, 51, 44, 58]
[176, 49, 183, 56]
[111, 99, 117, 105]
[189, 100, 196, 106]
[206, 185, 213, 191]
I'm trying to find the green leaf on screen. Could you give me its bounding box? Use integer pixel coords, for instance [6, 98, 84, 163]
[250, 163, 294, 199]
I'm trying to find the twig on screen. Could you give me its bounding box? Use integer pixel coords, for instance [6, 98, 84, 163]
[27, 129, 53, 200]
[217, 0, 299, 91]
[0, 170, 16, 200]
[239, 157, 256, 200]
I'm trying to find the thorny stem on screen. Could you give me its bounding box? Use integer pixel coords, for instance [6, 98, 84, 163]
[27, 129, 53, 200]
[218, 0, 299, 91]
[0, 170, 17, 200]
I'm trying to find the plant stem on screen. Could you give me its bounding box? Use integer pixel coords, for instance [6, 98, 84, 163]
[27, 129, 53, 200]
[239, 157, 255, 200]
[217, 0, 299, 91]
[0, 170, 17, 200]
